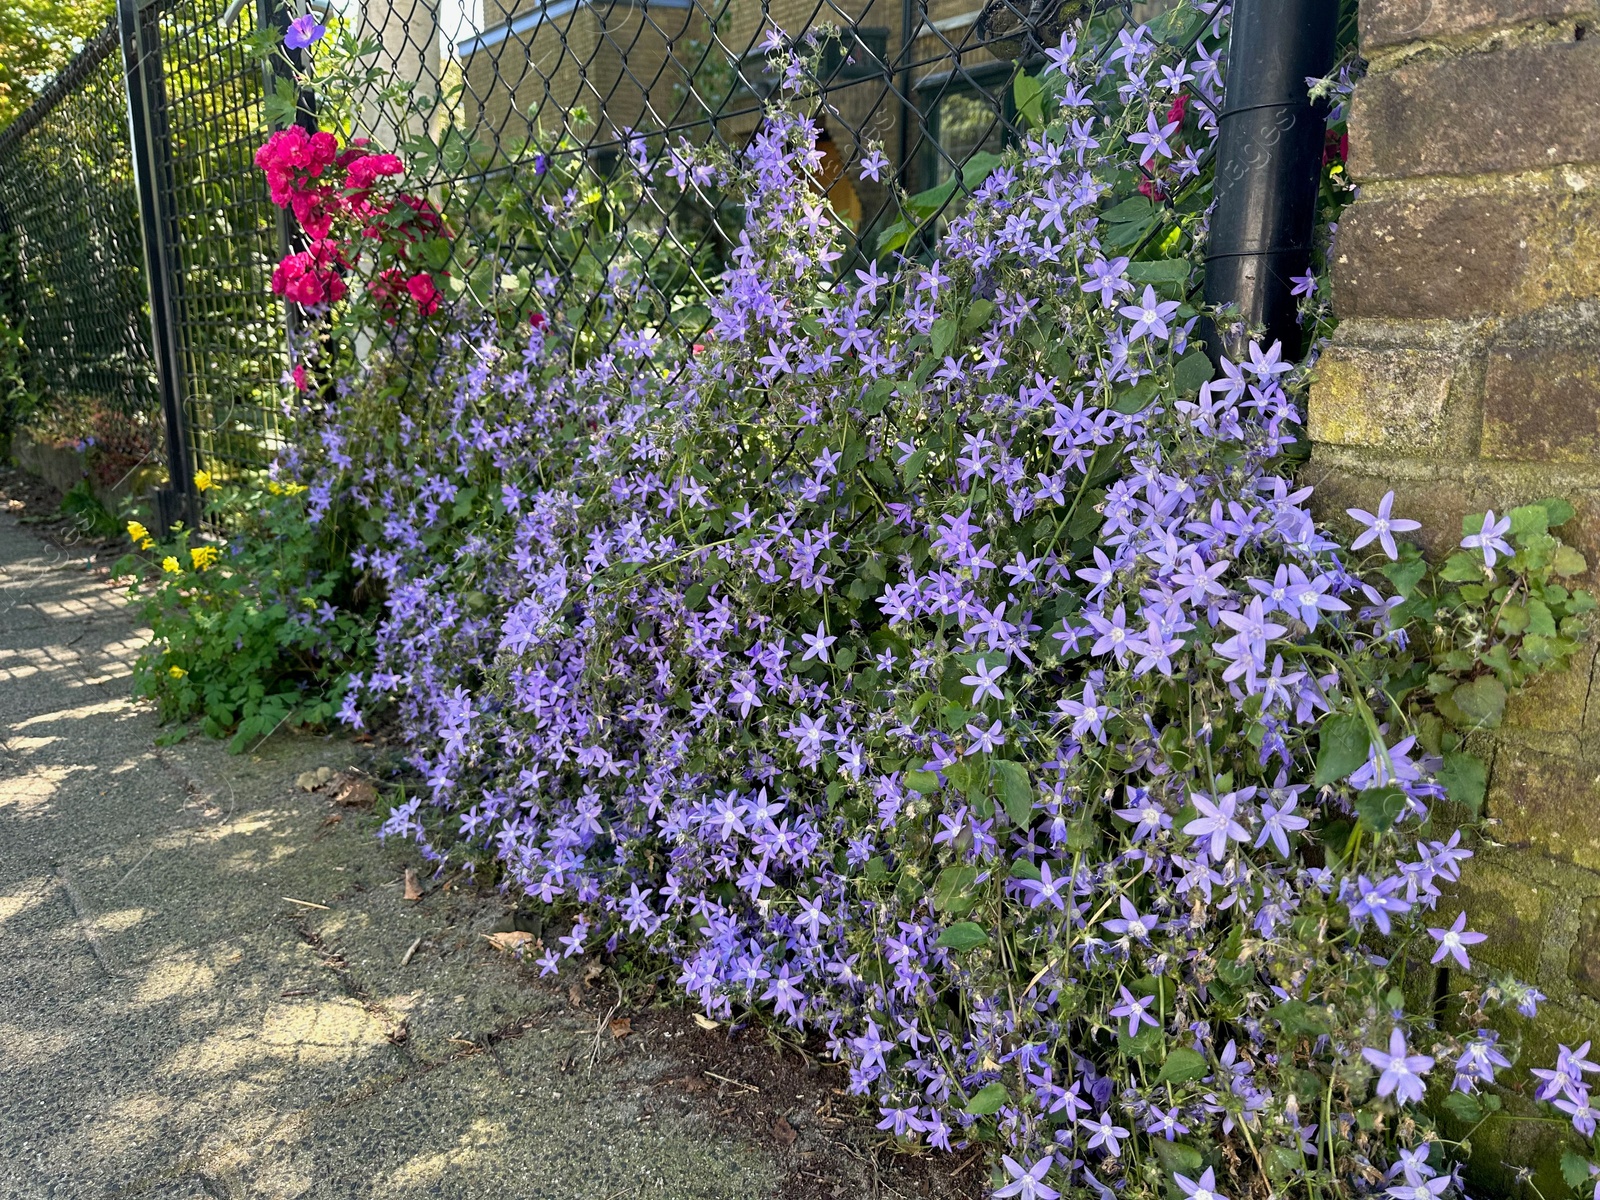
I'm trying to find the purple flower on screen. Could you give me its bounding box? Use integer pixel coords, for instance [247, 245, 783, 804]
[1117, 285, 1181, 341]
[799, 620, 836, 663]
[994, 1155, 1058, 1200]
[1081, 1112, 1129, 1155]
[1346, 491, 1422, 560]
[1361, 1027, 1434, 1105]
[1254, 792, 1308, 857]
[1175, 1168, 1228, 1200]
[1109, 985, 1160, 1035]
[1426, 912, 1487, 970]
[1018, 861, 1068, 911]
[858, 148, 890, 182]
[1461, 509, 1513, 569]
[962, 657, 1007, 703]
[1182, 790, 1252, 860]
[284, 12, 327, 49]
[1102, 895, 1156, 942]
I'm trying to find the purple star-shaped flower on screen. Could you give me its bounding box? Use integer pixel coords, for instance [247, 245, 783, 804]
[1362, 1027, 1434, 1105]
[1346, 490, 1421, 560]
[1461, 509, 1513, 569]
[1427, 912, 1487, 970]
[994, 1155, 1058, 1200]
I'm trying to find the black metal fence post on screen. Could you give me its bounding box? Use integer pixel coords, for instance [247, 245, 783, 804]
[1203, 0, 1337, 364]
[118, 0, 198, 534]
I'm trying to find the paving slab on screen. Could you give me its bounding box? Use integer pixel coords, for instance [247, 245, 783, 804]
[0, 515, 781, 1200]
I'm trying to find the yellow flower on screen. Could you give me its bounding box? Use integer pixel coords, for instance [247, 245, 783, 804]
[161, 556, 181, 574]
[267, 481, 283, 495]
[168, 665, 187, 679]
[283, 481, 308, 496]
[127, 520, 150, 543]
[193, 470, 213, 492]
[140, 538, 155, 550]
[190, 545, 220, 571]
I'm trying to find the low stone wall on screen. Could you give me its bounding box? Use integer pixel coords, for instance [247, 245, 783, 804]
[12, 430, 160, 511]
[1313, 0, 1600, 1185]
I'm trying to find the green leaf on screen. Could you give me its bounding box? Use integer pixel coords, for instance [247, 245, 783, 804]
[1561, 1150, 1594, 1190]
[935, 921, 990, 951]
[1125, 258, 1190, 300]
[876, 217, 915, 254]
[1439, 552, 1488, 583]
[1537, 496, 1577, 528]
[1102, 196, 1155, 225]
[964, 1081, 1008, 1115]
[1314, 712, 1371, 786]
[932, 865, 979, 914]
[1438, 750, 1488, 816]
[1154, 1047, 1209, 1085]
[992, 759, 1035, 827]
[959, 151, 1005, 191]
[1151, 1140, 1205, 1175]
[1173, 349, 1214, 397]
[1013, 71, 1044, 128]
[1510, 503, 1550, 539]
[930, 315, 957, 359]
[1381, 556, 1428, 598]
[904, 769, 942, 794]
[1354, 786, 1407, 834]
[1451, 676, 1507, 728]
[1442, 1090, 1483, 1123]
[1008, 859, 1042, 882]
[1114, 379, 1159, 414]
[900, 447, 930, 488]
[1268, 999, 1331, 1037]
[1553, 544, 1589, 577]
[1527, 597, 1558, 637]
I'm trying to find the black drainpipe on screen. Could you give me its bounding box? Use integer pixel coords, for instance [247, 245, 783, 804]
[1203, 0, 1338, 365]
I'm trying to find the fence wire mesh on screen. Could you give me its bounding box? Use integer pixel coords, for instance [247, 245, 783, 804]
[0, 22, 160, 482]
[0, 0, 1226, 492]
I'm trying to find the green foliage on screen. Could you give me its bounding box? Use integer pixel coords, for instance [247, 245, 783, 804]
[114, 480, 374, 751]
[1380, 500, 1593, 758]
[0, 310, 32, 458]
[58, 478, 125, 538]
[0, 0, 114, 126]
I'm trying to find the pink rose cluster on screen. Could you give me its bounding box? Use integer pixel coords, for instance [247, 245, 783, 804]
[254, 125, 446, 319]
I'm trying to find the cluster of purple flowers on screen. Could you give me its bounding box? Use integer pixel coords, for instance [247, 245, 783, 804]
[293, 6, 1591, 1196]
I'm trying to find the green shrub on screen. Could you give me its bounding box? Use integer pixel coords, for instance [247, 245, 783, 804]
[114, 475, 374, 750]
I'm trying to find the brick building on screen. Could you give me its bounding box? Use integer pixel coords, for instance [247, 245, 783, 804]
[1311, 0, 1600, 1190]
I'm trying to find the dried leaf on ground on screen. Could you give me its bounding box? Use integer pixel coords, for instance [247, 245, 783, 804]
[403, 868, 423, 901]
[774, 1115, 797, 1147]
[693, 1013, 720, 1030]
[333, 778, 377, 808]
[483, 930, 535, 952]
[609, 1016, 632, 1040]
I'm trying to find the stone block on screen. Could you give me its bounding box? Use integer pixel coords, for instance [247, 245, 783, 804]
[1333, 176, 1600, 319]
[1305, 467, 1600, 585]
[1444, 856, 1549, 978]
[1570, 895, 1600, 1000]
[1351, 39, 1600, 181]
[1482, 326, 1600, 460]
[1488, 742, 1600, 869]
[1307, 343, 1454, 452]
[1361, 0, 1599, 51]
[1504, 640, 1596, 733]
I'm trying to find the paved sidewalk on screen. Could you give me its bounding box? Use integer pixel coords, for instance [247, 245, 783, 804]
[0, 516, 781, 1200]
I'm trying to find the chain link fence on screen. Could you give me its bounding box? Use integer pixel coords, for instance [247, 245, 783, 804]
[0, 0, 1230, 503]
